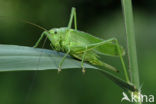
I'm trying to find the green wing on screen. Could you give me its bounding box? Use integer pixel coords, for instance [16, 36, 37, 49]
[69, 29, 125, 56]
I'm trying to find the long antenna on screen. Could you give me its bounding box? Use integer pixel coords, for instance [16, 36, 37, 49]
[22, 20, 49, 31]
[0, 16, 49, 31]
[24, 19, 49, 104]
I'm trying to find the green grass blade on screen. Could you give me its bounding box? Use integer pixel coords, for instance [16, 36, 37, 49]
[99, 70, 136, 92]
[121, 0, 141, 104]
[121, 0, 140, 89]
[0, 45, 95, 71]
[0, 45, 137, 91]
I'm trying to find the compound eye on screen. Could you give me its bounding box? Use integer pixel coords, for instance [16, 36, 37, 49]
[54, 30, 57, 34]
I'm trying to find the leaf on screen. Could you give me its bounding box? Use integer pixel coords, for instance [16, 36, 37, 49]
[0, 45, 136, 91]
[0, 45, 95, 71]
[98, 70, 137, 92]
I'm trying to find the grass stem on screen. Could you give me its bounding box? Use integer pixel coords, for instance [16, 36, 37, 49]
[121, 0, 141, 104]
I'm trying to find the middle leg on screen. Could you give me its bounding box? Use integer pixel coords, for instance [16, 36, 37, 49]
[81, 46, 88, 73]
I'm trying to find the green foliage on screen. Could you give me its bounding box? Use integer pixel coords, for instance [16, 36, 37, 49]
[0, 0, 155, 103]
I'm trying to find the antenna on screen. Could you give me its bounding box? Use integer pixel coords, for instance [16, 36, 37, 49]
[23, 19, 50, 104]
[22, 20, 49, 31]
[0, 16, 49, 31]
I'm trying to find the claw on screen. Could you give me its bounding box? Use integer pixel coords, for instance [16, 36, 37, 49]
[33, 45, 37, 48]
[58, 67, 62, 73]
[82, 67, 86, 74]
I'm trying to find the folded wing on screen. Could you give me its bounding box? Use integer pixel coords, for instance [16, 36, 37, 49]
[69, 30, 125, 56]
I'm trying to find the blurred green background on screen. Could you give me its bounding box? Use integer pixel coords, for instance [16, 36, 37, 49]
[0, 0, 156, 104]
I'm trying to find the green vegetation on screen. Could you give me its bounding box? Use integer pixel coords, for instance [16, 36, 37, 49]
[0, 0, 155, 104]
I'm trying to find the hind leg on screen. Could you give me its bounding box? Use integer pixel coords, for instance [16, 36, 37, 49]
[68, 7, 77, 30]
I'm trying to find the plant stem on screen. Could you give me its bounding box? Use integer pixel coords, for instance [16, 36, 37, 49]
[121, 0, 141, 104]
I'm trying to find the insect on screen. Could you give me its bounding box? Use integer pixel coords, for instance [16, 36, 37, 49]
[32, 7, 125, 73]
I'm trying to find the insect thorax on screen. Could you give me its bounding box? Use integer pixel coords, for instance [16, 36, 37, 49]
[48, 27, 72, 52]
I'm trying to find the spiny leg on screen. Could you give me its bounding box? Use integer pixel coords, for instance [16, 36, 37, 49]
[89, 38, 129, 77]
[81, 38, 119, 72]
[113, 38, 130, 82]
[68, 7, 77, 30]
[58, 48, 71, 72]
[33, 31, 49, 48]
[86, 38, 116, 51]
[72, 38, 126, 73]
[81, 46, 88, 73]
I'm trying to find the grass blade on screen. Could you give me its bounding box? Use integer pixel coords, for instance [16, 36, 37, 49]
[99, 70, 136, 92]
[0, 45, 137, 91]
[121, 0, 140, 89]
[121, 0, 141, 104]
[0, 45, 95, 71]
